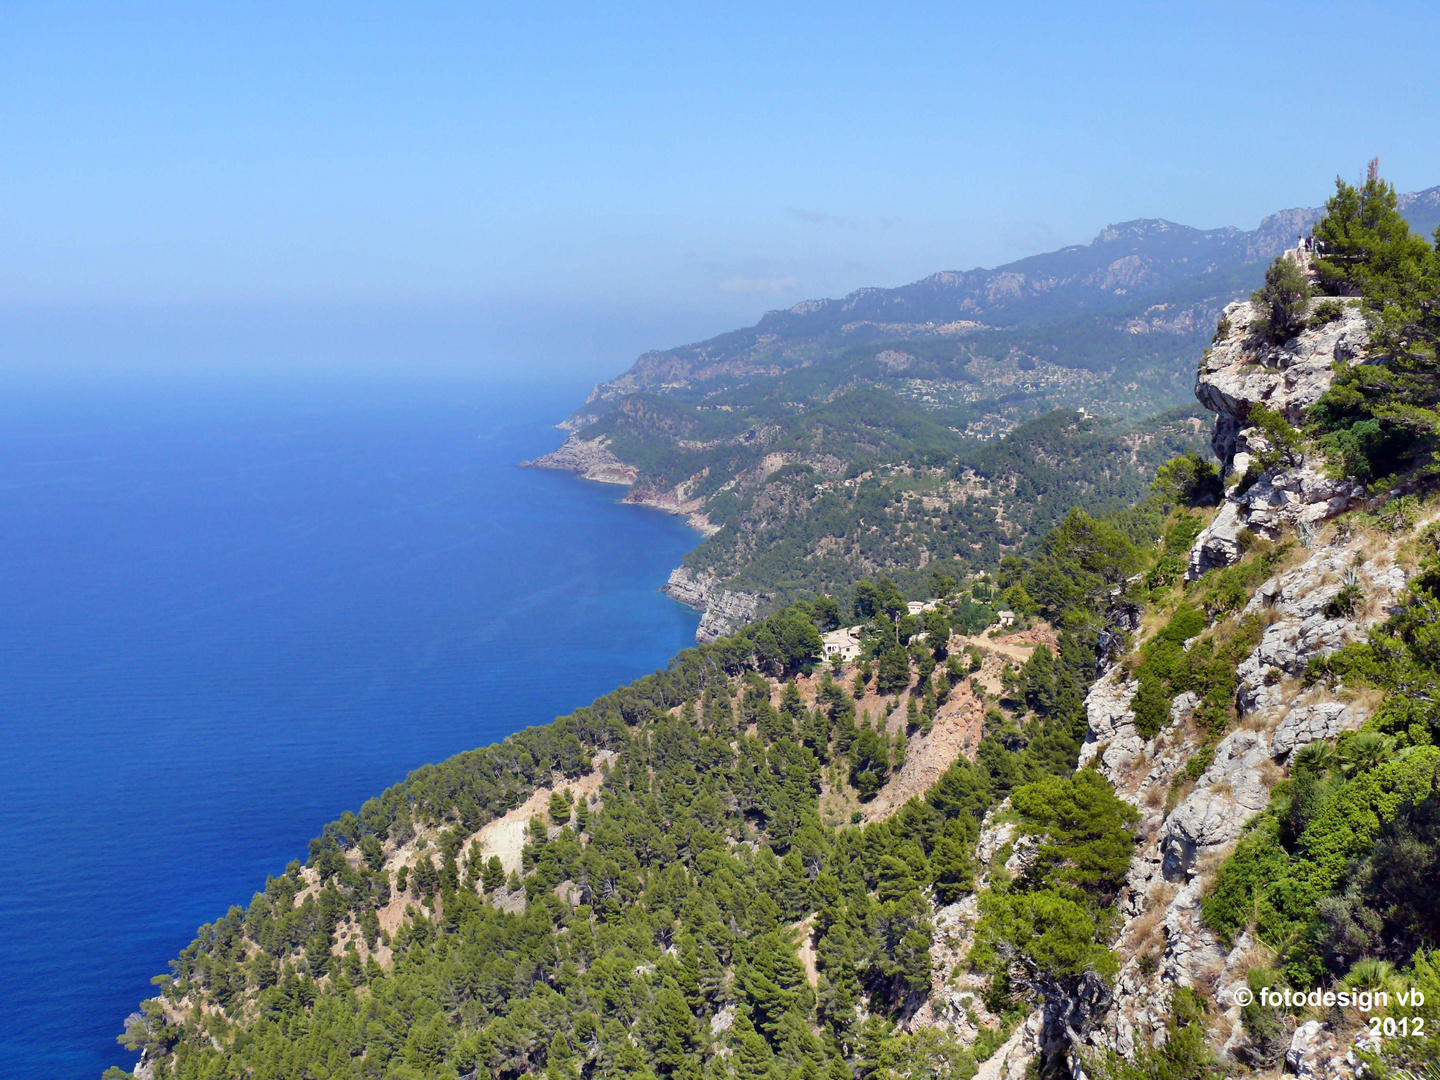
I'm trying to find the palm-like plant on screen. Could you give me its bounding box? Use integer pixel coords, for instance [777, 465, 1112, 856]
[1339, 731, 1397, 777]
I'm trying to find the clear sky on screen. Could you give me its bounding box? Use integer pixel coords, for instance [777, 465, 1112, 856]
[3, 1, 1439, 378]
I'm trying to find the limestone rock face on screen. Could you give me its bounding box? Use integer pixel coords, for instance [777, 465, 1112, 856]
[1187, 299, 1370, 578]
[1195, 298, 1370, 461]
[522, 434, 638, 485]
[1076, 672, 1141, 773]
[1159, 729, 1272, 881]
[975, 803, 1016, 867]
[1272, 702, 1354, 759]
[662, 567, 759, 643]
[1062, 288, 1424, 1075]
[1232, 541, 1406, 716]
[1072, 515, 1422, 1071]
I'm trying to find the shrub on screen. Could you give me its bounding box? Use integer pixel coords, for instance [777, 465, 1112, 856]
[1322, 583, 1363, 619]
[1131, 676, 1171, 739]
[1152, 453, 1223, 507]
[1250, 255, 1311, 343]
[1245, 402, 1305, 474]
[1307, 298, 1345, 328]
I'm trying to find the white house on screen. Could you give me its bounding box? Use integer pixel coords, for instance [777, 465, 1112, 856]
[821, 626, 864, 662]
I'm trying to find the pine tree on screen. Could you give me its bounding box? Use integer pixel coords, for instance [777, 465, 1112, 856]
[481, 855, 504, 893]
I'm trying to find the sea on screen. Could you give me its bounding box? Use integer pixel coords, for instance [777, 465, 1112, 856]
[0, 374, 701, 1079]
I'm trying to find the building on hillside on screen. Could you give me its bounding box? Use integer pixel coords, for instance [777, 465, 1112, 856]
[906, 600, 940, 617]
[995, 610, 1016, 628]
[821, 626, 864, 662]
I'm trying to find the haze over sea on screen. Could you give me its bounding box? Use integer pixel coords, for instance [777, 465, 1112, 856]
[0, 373, 701, 1079]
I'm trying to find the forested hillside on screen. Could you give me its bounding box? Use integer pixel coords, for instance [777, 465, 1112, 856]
[110, 490, 1178, 1080]
[530, 187, 1440, 639]
[114, 173, 1440, 1080]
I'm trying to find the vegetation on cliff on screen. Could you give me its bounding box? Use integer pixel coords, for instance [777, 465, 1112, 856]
[114, 172, 1440, 1080]
[108, 488, 1192, 1080]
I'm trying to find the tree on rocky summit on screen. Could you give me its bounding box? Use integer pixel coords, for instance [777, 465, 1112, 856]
[1250, 253, 1312, 343]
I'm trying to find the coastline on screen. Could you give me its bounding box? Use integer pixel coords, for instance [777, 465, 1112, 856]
[522, 432, 758, 641]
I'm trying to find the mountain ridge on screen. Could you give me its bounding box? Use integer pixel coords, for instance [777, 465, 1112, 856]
[566, 189, 1438, 427]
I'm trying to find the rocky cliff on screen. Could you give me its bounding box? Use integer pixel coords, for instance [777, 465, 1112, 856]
[662, 567, 760, 643]
[522, 433, 638, 486]
[1073, 522, 1415, 1076]
[1036, 296, 1423, 1076]
[929, 285, 1433, 1078]
[1188, 297, 1369, 575]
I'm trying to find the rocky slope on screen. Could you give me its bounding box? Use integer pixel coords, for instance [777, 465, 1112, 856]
[522, 434, 637, 485]
[1074, 521, 1415, 1077]
[1033, 295, 1421, 1076]
[1189, 296, 1371, 575]
[915, 280, 1431, 1078]
[661, 567, 759, 642]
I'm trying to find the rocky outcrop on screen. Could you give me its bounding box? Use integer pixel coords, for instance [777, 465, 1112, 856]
[1076, 673, 1141, 774]
[1196, 298, 1369, 452]
[662, 567, 760, 643]
[1232, 536, 1407, 714]
[1073, 502, 1429, 1073]
[1271, 702, 1354, 759]
[1187, 298, 1370, 577]
[623, 479, 722, 538]
[1159, 728, 1273, 881]
[523, 434, 638, 485]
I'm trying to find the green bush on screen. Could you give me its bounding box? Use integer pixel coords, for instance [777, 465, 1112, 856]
[1131, 675, 1171, 739]
[1306, 298, 1345, 328]
[1249, 255, 1311, 344]
[1152, 454, 1223, 507]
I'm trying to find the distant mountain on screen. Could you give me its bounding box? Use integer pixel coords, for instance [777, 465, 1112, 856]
[530, 184, 1437, 637]
[1399, 183, 1440, 236]
[567, 187, 1438, 426]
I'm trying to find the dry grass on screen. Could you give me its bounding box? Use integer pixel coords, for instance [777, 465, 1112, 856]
[1164, 777, 1195, 817]
[1195, 841, 1238, 883]
[1358, 582, 1390, 622]
[1335, 684, 1384, 716]
[1258, 759, 1285, 788]
[1192, 954, 1228, 999]
[1272, 537, 1315, 579]
[1241, 707, 1273, 732]
[1124, 904, 1169, 954]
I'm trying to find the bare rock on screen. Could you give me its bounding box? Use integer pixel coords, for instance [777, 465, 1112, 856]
[1160, 879, 1228, 988]
[1078, 673, 1142, 776]
[1160, 729, 1272, 881]
[976, 803, 1016, 866]
[1187, 299, 1369, 578]
[1195, 299, 1369, 454]
[663, 567, 759, 643]
[1271, 702, 1361, 759]
[1283, 1020, 1357, 1079]
[522, 434, 638, 485]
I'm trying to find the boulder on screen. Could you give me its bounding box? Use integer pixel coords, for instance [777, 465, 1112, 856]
[1271, 702, 1361, 758]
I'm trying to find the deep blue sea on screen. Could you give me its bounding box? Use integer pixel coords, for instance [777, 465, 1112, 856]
[0, 375, 700, 1079]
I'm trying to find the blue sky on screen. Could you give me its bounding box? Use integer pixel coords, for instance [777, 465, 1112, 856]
[3, 1, 1438, 377]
